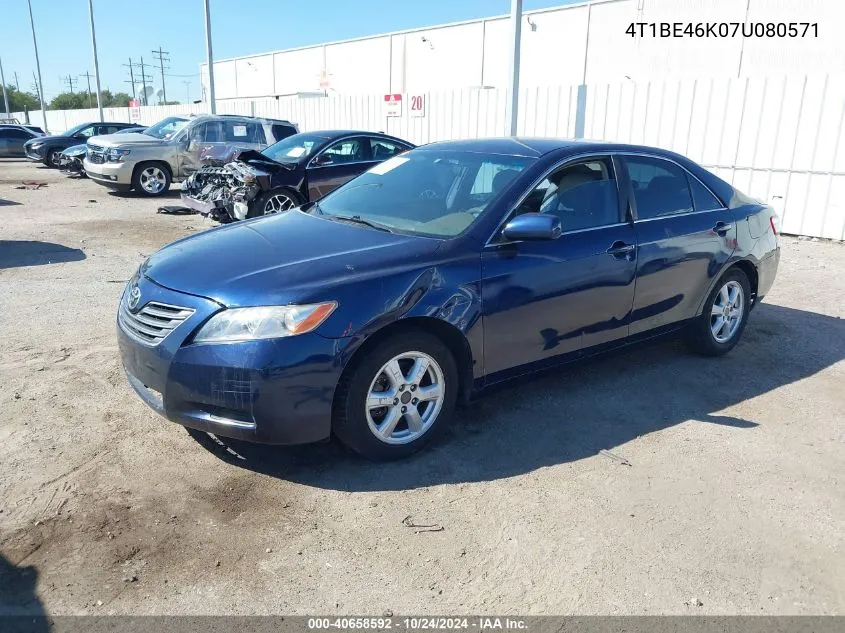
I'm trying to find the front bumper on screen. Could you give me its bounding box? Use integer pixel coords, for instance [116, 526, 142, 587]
[180, 193, 219, 215]
[85, 158, 133, 188]
[24, 146, 45, 161]
[118, 275, 343, 445]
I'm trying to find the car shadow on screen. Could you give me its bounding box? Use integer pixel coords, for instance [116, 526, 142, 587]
[188, 303, 845, 490]
[0, 554, 49, 630]
[0, 198, 21, 206]
[0, 241, 86, 269]
[107, 189, 183, 200]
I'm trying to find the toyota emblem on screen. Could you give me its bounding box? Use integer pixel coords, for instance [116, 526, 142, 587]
[127, 285, 141, 311]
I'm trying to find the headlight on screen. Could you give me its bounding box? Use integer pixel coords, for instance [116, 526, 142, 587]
[30, 142, 44, 149]
[193, 302, 337, 343]
[106, 148, 131, 162]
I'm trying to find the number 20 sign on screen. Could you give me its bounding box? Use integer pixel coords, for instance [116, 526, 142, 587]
[409, 94, 426, 118]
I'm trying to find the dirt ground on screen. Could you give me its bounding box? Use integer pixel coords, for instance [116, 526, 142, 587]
[1, 157, 843, 616]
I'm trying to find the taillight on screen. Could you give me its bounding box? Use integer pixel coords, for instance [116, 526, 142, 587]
[770, 214, 779, 235]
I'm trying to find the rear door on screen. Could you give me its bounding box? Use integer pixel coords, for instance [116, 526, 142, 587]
[305, 136, 371, 200]
[621, 154, 736, 334]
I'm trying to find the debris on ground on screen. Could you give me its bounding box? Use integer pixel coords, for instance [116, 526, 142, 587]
[157, 205, 198, 215]
[685, 598, 704, 607]
[402, 515, 444, 533]
[15, 181, 48, 190]
[599, 449, 632, 467]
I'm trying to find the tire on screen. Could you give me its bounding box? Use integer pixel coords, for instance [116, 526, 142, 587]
[246, 187, 304, 219]
[45, 149, 61, 167]
[333, 330, 458, 460]
[685, 267, 751, 356]
[131, 162, 172, 197]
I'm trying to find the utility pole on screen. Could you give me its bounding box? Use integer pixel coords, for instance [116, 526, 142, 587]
[139, 56, 148, 105]
[80, 71, 94, 107]
[506, 0, 522, 136]
[183, 80, 191, 103]
[152, 47, 170, 104]
[203, 0, 216, 113]
[26, 0, 48, 133]
[123, 58, 136, 101]
[63, 74, 78, 94]
[0, 57, 10, 116]
[87, 0, 104, 121]
[14, 71, 20, 92]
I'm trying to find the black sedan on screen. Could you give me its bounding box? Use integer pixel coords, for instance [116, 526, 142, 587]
[23, 121, 139, 167]
[181, 130, 414, 222]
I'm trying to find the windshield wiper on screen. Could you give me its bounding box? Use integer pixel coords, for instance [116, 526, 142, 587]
[330, 214, 394, 233]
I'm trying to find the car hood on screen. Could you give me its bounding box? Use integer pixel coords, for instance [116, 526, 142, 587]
[24, 134, 70, 145]
[63, 144, 87, 156]
[90, 132, 167, 148]
[142, 210, 443, 308]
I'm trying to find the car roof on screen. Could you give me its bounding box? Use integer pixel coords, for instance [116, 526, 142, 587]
[191, 114, 295, 126]
[416, 137, 688, 159]
[297, 129, 413, 142]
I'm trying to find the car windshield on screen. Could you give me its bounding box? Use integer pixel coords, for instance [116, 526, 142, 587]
[312, 150, 535, 237]
[261, 133, 328, 163]
[63, 122, 91, 136]
[143, 117, 189, 139]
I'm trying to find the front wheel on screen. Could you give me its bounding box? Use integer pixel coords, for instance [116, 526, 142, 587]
[246, 188, 304, 219]
[132, 163, 171, 197]
[685, 268, 751, 356]
[333, 331, 458, 460]
[46, 149, 61, 167]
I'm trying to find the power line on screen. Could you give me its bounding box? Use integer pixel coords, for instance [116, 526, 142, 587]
[152, 47, 170, 104]
[62, 74, 78, 94]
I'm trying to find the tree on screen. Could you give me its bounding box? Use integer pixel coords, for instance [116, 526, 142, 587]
[49, 92, 87, 110]
[106, 92, 132, 107]
[3, 85, 41, 112]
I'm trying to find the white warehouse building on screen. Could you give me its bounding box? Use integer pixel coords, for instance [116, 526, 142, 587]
[200, 0, 844, 100]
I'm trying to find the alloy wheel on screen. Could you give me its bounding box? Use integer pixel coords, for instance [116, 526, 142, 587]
[263, 193, 296, 214]
[139, 166, 167, 194]
[710, 280, 744, 343]
[365, 351, 445, 445]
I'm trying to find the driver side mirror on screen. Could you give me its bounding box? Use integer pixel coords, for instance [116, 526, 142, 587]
[501, 213, 562, 242]
[311, 153, 333, 167]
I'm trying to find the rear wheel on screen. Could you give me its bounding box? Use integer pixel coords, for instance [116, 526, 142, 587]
[132, 163, 171, 197]
[685, 268, 751, 356]
[247, 188, 304, 218]
[333, 331, 458, 460]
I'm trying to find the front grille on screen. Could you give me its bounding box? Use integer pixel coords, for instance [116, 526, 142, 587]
[119, 299, 195, 346]
[87, 144, 105, 164]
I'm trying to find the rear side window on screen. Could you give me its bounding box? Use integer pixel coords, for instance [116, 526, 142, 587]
[688, 176, 724, 211]
[224, 121, 265, 144]
[1, 128, 31, 139]
[625, 156, 693, 219]
[369, 138, 407, 161]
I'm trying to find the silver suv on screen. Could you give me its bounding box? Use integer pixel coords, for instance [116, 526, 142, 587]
[84, 114, 298, 197]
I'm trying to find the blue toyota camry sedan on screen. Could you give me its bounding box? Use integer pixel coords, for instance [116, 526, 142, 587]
[118, 138, 780, 460]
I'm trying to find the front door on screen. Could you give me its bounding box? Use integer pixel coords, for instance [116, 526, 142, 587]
[481, 156, 638, 382]
[306, 136, 372, 200]
[621, 155, 737, 335]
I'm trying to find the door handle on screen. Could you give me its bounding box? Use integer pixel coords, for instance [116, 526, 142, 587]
[606, 241, 636, 258]
[712, 221, 734, 235]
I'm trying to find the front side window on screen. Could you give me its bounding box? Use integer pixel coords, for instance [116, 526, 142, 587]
[312, 150, 534, 237]
[320, 138, 365, 164]
[75, 125, 98, 138]
[625, 156, 694, 219]
[518, 159, 621, 232]
[261, 132, 327, 163]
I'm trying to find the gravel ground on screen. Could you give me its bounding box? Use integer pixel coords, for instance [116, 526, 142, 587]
[1, 158, 843, 616]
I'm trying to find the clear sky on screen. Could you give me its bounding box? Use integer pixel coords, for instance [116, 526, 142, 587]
[0, 0, 569, 105]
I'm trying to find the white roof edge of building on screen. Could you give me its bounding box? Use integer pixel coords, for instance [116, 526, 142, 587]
[200, 0, 622, 69]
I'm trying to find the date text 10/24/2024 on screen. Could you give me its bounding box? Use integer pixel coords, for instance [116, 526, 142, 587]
[626, 22, 818, 38]
[307, 617, 527, 630]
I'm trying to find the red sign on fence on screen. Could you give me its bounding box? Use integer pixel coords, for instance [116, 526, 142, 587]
[384, 93, 402, 117]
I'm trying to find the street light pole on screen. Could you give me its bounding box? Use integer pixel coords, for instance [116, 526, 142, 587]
[203, 0, 216, 114]
[0, 57, 10, 116]
[506, 0, 522, 136]
[26, 0, 49, 133]
[87, 0, 104, 121]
